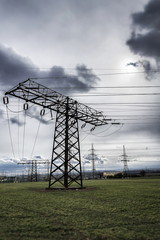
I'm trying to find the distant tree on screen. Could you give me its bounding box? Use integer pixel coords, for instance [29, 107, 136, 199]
[140, 170, 146, 177]
[114, 172, 123, 178]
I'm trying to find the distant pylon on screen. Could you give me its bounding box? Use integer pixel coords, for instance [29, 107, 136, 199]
[31, 160, 37, 182]
[121, 145, 130, 177]
[18, 160, 50, 182]
[91, 144, 96, 179]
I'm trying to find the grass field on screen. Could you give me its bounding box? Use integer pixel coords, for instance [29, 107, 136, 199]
[0, 178, 160, 240]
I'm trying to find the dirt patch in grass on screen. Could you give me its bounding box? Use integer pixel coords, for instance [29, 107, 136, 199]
[30, 186, 96, 192]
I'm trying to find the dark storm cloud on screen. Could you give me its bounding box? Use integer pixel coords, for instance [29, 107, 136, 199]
[126, 0, 160, 136]
[127, 60, 154, 80]
[132, 0, 160, 31]
[127, 30, 160, 58]
[126, 0, 160, 79]
[10, 117, 24, 126]
[45, 65, 100, 92]
[0, 44, 39, 86]
[0, 44, 99, 92]
[127, 62, 140, 67]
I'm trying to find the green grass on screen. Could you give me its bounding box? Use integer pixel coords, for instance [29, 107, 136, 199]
[0, 178, 160, 240]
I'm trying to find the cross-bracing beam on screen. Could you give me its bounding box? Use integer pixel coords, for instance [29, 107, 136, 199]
[5, 79, 114, 126]
[5, 79, 120, 189]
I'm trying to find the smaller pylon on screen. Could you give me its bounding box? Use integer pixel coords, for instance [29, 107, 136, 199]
[91, 144, 96, 178]
[121, 145, 130, 177]
[18, 160, 50, 182]
[88, 144, 96, 179]
[31, 160, 37, 182]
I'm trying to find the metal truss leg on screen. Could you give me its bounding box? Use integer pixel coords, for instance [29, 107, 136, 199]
[48, 106, 83, 189]
[123, 163, 129, 177]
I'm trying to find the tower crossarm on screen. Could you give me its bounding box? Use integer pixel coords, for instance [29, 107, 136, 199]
[18, 160, 49, 165]
[5, 78, 120, 126]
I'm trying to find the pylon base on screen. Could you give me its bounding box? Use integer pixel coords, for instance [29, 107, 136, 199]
[45, 187, 86, 191]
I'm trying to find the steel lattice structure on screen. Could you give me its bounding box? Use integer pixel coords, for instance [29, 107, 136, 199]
[18, 160, 50, 182]
[121, 145, 130, 177]
[5, 78, 120, 189]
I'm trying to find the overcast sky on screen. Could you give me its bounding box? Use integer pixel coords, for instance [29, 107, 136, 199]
[0, 0, 160, 175]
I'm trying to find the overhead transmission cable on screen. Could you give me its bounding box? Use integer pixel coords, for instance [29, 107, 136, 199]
[1, 85, 160, 93]
[30, 69, 160, 80]
[22, 103, 28, 160]
[86, 102, 160, 105]
[72, 92, 160, 97]
[81, 123, 113, 141]
[3, 97, 16, 160]
[36, 85, 160, 90]
[91, 124, 124, 138]
[30, 117, 42, 159]
[17, 98, 20, 160]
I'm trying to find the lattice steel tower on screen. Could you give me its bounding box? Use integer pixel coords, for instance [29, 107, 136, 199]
[121, 145, 130, 177]
[90, 144, 96, 179]
[18, 160, 50, 182]
[5, 79, 120, 189]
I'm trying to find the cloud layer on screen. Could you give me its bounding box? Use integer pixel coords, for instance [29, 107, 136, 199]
[0, 44, 99, 93]
[126, 0, 160, 78]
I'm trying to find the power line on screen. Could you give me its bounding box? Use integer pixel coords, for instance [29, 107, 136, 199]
[97, 114, 160, 117]
[72, 93, 160, 97]
[30, 70, 160, 79]
[30, 119, 41, 159]
[82, 147, 160, 151]
[1, 85, 160, 92]
[0, 66, 160, 71]
[96, 70, 160, 76]
[32, 85, 160, 89]
[85, 102, 160, 105]
[7, 102, 160, 106]
[81, 140, 160, 144]
[91, 124, 124, 138]
[5, 106, 16, 160]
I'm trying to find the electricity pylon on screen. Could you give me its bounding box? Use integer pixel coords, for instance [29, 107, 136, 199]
[5, 78, 120, 188]
[91, 144, 96, 178]
[120, 145, 130, 177]
[18, 160, 50, 182]
[90, 144, 96, 179]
